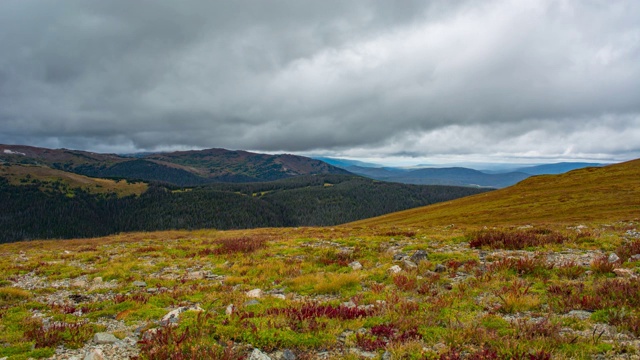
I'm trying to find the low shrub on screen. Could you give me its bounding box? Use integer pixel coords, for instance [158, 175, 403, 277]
[468, 228, 567, 250]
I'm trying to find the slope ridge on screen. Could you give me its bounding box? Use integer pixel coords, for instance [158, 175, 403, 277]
[350, 159, 640, 227]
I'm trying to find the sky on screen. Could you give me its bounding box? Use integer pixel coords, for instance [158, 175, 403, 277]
[1, 0, 639, 166]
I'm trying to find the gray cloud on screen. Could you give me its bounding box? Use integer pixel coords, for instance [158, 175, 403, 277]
[0, 0, 639, 163]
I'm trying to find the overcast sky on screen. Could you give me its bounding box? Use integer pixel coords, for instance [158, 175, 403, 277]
[1, 0, 639, 165]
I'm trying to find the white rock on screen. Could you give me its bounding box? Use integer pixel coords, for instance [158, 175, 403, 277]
[613, 268, 635, 278]
[271, 294, 286, 300]
[403, 259, 418, 270]
[349, 261, 363, 270]
[162, 305, 204, 324]
[226, 304, 235, 315]
[132, 280, 147, 287]
[83, 349, 105, 360]
[387, 265, 402, 274]
[608, 253, 620, 263]
[93, 332, 119, 344]
[248, 348, 272, 360]
[246, 288, 263, 298]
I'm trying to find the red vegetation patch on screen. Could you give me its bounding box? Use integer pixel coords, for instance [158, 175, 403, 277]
[469, 228, 567, 250]
[199, 236, 268, 256]
[355, 323, 421, 351]
[615, 240, 640, 262]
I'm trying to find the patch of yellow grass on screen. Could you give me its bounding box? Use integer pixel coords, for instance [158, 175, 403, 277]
[350, 159, 640, 228]
[288, 272, 361, 295]
[0, 287, 31, 301]
[0, 164, 147, 197]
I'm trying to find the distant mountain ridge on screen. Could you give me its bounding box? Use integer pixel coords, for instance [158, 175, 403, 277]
[345, 165, 530, 188]
[321, 158, 607, 188]
[0, 144, 350, 186]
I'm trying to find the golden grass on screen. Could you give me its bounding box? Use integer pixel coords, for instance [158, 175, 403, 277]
[349, 159, 640, 228]
[0, 164, 147, 196]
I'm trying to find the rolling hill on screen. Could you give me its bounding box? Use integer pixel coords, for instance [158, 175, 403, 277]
[0, 145, 350, 186]
[350, 158, 640, 228]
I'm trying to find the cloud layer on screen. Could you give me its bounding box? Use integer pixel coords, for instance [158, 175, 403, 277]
[1, 0, 639, 162]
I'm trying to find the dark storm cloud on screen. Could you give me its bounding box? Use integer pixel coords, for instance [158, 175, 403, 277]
[0, 0, 639, 162]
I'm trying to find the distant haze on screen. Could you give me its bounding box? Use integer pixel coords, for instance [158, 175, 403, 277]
[0, 1, 639, 165]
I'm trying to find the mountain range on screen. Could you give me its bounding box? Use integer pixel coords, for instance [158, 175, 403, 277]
[329, 161, 604, 188]
[1, 145, 349, 186]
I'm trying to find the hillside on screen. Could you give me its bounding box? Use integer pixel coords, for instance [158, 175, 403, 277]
[0, 167, 488, 242]
[0, 145, 350, 186]
[0, 159, 639, 358]
[351, 159, 640, 228]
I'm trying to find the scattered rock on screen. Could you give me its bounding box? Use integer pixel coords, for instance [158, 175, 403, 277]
[92, 277, 103, 284]
[434, 264, 447, 273]
[161, 305, 204, 324]
[71, 279, 88, 288]
[608, 253, 620, 263]
[249, 348, 272, 360]
[410, 250, 428, 263]
[93, 332, 119, 344]
[282, 349, 296, 360]
[630, 254, 640, 261]
[613, 268, 636, 278]
[387, 265, 402, 274]
[132, 280, 147, 287]
[382, 351, 393, 360]
[393, 253, 407, 261]
[349, 261, 363, 270]
[84, 348, 105, 360]
[147, 287, 158, 293]
[69, 294, 91, 303]
[226, 304, 235, 316]
[186, 271, 206, 280]
[271, 294, 286, 300]
[341, 301, 356, 308]
[246, 288, 264, 298]
[566, 310, 593, 320]
[244, 299, 260, 306]
[349, 347, 377, 358]
[403, 259, 418, 270]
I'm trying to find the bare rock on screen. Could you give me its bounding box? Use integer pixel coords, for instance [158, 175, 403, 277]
[249, 348, 272, 360]
[93, 332, 119, 344]
[349, 261, 363, 271]
[566, 310, 593, 320]
[186, 271, 205, 280]
[608, 253, 620, 263]
[161, 305, 204, 324]
[403, 259, 418, 270]
[387, 265, 402, 274]
[84, 348, 105, 360]
[226, 304, 235, 316]
[393, 253, 407, 261]
[132, 280, 147, 287]
[410, 250, 428, 263]
[434, 264, 447, 273]
[349, 348, 377, 358]
[246, 288, 264, 298]
[613, 268, 636, 278]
